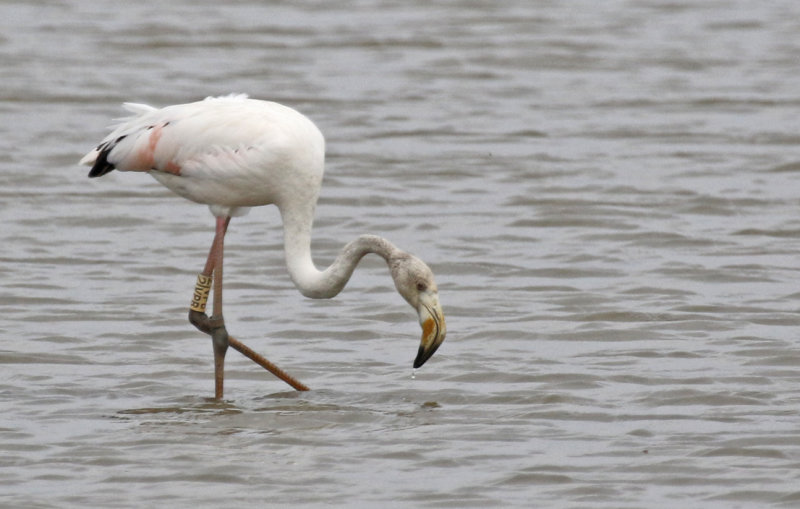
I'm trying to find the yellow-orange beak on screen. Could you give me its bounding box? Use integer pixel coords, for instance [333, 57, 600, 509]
[413, 295, 446, 368]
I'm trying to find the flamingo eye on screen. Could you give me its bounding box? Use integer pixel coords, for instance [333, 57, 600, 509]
[416, 282, 427, 292]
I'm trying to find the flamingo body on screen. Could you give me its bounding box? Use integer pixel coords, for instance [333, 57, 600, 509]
[81, 94, 324, 217]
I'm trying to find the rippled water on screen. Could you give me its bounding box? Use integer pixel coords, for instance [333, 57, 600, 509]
[3, 0, 800, 507]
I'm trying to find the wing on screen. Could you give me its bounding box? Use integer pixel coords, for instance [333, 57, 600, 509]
[80, 102, 159, 177]
[81, 95, 326, 210]
[81, 94, 288, 179]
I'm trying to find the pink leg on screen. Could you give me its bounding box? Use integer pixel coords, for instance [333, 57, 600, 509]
[188, 216, 308, 399]
[210, 216, 229, 400]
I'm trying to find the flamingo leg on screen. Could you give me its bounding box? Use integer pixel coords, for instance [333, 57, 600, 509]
[189, 216, 309, 399]
[210, 216, 229, 399]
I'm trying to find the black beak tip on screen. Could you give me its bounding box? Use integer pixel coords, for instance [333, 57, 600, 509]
[413, 343, 440, 369]
[413, 345, 427, 369]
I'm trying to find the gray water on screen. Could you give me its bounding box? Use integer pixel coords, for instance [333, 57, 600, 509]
[3, 0, 800, 507]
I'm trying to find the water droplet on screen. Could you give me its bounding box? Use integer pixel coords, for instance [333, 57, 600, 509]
[411, 369, 416, 380]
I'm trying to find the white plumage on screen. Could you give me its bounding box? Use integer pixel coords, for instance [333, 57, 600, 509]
[81, 94, 324, 217]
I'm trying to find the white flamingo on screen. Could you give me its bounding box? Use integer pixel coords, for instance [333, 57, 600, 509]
[80, 94, 446, 399]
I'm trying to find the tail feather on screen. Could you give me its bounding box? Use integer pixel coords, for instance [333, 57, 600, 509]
[121, 102, 158, 115]
[82, 131, 129, 178]
[81, 101, 157, 178]
[87, 145, 116, 178]
[78, 148, 98, 166]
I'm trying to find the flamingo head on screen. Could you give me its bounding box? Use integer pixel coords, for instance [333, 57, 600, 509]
[390, 253, 447, 368]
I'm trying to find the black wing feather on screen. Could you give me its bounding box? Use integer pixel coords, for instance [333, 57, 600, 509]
[87, 135, 126, 178]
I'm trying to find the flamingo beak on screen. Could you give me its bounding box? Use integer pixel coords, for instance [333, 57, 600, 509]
[413, 295, 446, 368]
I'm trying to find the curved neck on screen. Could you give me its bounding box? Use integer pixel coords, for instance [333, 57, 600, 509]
[280, 205, 401, 299]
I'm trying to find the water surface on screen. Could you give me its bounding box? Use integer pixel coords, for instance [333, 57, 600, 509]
[2, 1, 800, 507]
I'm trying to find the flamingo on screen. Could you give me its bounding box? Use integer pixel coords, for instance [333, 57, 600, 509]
[80, 94, 446, 399]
